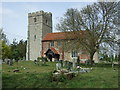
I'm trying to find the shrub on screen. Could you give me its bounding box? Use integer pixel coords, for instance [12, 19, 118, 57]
[37, 57, 42, 61]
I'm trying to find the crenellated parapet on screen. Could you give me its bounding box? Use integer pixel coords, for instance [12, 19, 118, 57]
[28, 10, 52, 18]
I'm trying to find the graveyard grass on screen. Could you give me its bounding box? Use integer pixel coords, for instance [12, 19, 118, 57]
[2, 61, 119, 88]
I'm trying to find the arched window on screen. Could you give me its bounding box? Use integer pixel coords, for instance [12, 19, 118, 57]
[71, 50, 78, 57]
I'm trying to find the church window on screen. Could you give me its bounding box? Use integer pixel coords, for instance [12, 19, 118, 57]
[71, 50, 78, 57]
[46, 19, 48, 25]
[57, 41, 60, 46]
[34, 35, 36, 41]
[50, 41, 54, 47]
[34, 17, 37, 22]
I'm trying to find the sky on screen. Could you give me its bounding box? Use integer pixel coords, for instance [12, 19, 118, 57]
[0, 2, 95, 44]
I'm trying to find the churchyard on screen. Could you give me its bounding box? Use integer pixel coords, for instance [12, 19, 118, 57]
[2, 60, 119, 88]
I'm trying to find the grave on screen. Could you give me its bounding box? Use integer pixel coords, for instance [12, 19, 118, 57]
[13, 69, 19, 72]
[56, 63, 61, 70]
[72, 57, 77, 69]
[59, 60, 63, 67]
[67, 61, 72, 71]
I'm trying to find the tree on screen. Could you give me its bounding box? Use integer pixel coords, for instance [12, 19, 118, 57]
[2, 41, 11, 61]
[0, 28, 11, 61]
[0, 28, 7, 42]
[10, 39, 27, 60]
[17, 39, 27, 60]
[56, 2, 118, 64]
[10, 39, 19, 60]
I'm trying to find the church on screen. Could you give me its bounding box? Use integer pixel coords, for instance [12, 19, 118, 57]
[26, 11, 99, 63]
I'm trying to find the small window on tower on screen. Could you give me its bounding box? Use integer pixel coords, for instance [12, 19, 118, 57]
[34, 35, 36, 41]
[46, 19, 48, 24]
[34, 17, 37, 22]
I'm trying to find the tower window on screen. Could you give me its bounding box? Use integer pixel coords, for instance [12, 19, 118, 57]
[46, 19, 48, 25]
[34, 35, 36, 41]
[34, 17, 37, 22]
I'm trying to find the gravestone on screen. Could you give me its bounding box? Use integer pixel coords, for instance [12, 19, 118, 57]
[59, 60, 63, 67]
[9, 59, 13, 66]
[68, 61, 72, 71]
[6, 59, 9, 64]
[77, 56, 80, 66]
[56, 63, 61, 70]
[34, 60, 37, 64]
[72, 58, 77, 69]
[63, 61, 67, 67]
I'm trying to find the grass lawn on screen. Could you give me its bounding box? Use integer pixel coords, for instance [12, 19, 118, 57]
[2, 61, 119, 88]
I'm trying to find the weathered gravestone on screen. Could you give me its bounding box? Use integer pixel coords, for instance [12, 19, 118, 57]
[63, 61, 67, 67]
[34, 60, 37, 64]
[68, 61, 72, 71]
[72, 58, 77, 69]
[77, 56, 80, 66]
[6, 59, 13, 65]
[13, 69, 19, 72]
[59, 60, 63, 68]
[6, 59, 9, 64]
[56, 63, 61, 70]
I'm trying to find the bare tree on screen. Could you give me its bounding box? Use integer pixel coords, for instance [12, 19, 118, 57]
[56, 2, 118, 64]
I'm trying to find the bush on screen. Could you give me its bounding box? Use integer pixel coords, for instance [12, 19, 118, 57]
[42, 57, 48, 62]
[37, 57, 42, 61]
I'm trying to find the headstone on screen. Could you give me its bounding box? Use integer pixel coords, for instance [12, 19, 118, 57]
[0, 60, 1, 64]
[34, 60, 37, 64]
[68, 61, 72, 71]
[63, 61, 67, 67]
[56, 63, 61, 70]
[77, 56, 80, 66]
[9, 59, 13, 66]
[59, 60, 63, 67]
[72, 58, 76, 69]
[13, 59, 15, 62]
[13, 69, 19, 72]
[7, 59, 9, 64]
[112, 63, 114, 68]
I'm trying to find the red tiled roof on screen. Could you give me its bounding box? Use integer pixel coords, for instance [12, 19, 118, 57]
[51, 47, 58, 54]
[42, 31, 86, 41]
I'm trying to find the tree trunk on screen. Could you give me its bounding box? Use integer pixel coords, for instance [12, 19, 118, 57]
[90, 52, 95, 65]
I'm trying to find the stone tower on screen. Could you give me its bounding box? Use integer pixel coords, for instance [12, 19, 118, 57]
[26, 11, 52, 61]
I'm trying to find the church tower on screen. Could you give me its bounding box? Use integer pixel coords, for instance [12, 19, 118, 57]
[26, 11, 52, 61]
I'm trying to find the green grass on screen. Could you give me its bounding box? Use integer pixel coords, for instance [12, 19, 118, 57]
[2, 61, 119, 88]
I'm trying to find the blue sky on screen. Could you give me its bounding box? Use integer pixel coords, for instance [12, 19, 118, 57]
[1, 2, 94, 43]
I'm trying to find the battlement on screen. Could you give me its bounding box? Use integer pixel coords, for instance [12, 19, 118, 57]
[28, 10, 52, 17]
